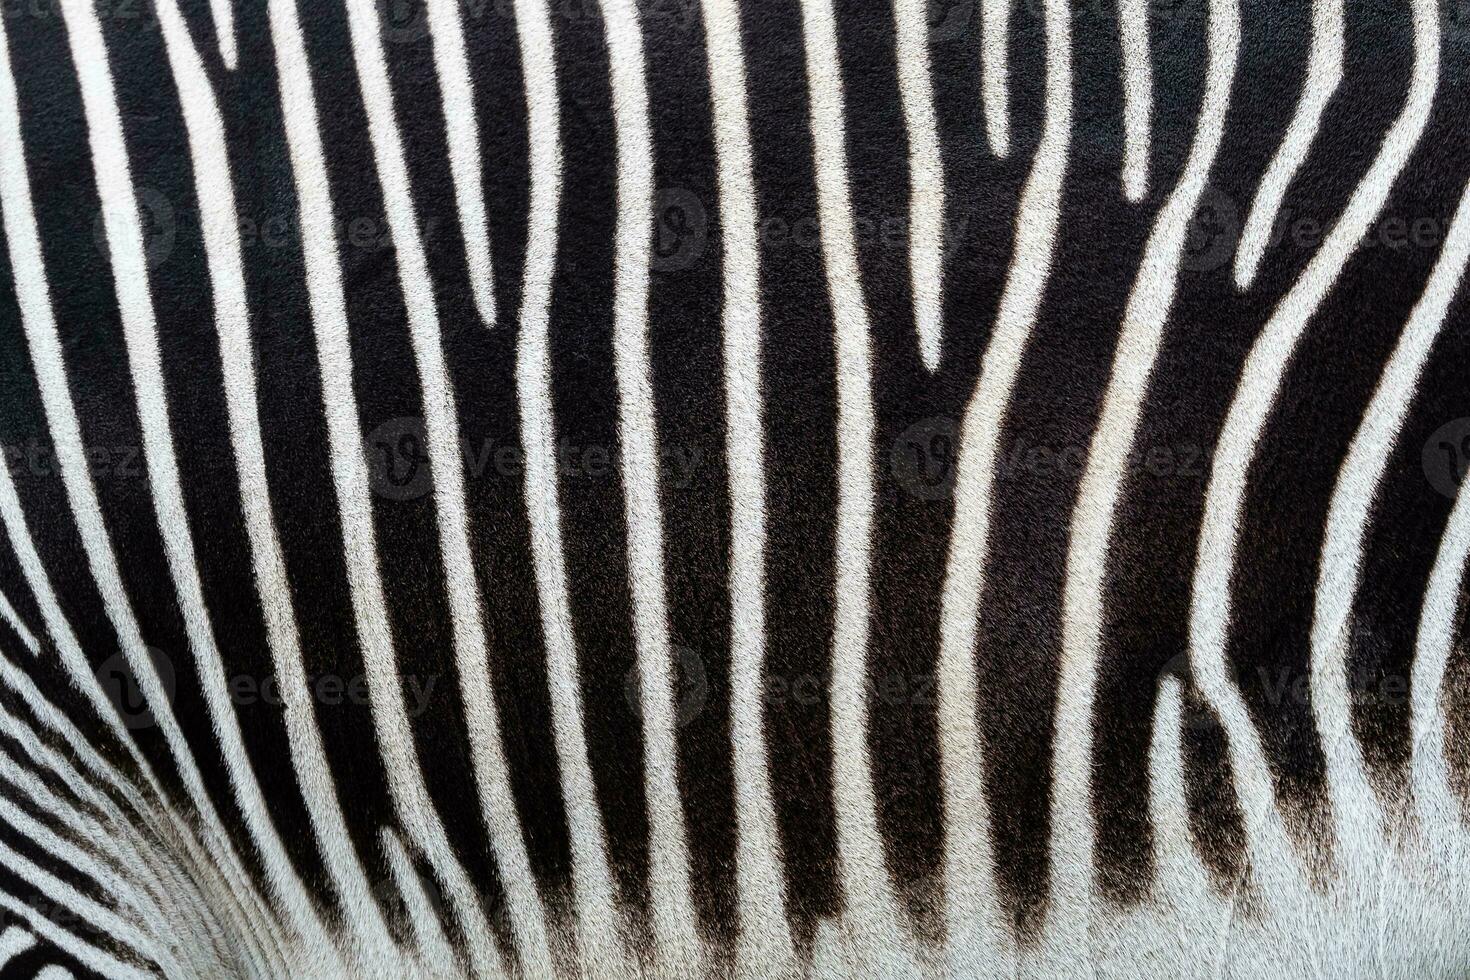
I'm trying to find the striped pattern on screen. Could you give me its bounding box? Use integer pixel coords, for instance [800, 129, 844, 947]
[0, 0, 1467, 977]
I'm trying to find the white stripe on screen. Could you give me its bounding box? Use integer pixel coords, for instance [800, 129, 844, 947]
[149, 0, 398, 955]
[799, 0, 916, 969]
[894, 0, 947, 370]
[426, 0, 498, 328]
[1233, 0, 1344, 289]
[981, 0, 1012, 156]
[1118, 0, 1152, 201]
[1147, 679, 1211, 901]
[1054, 0, 1236, 936]
[382, 829, 459, 980]
[54, 0, 333, 954]
[267, 1, 519, 976]
[0, 19, 286, 974]
[936, 0, 1070, 971]
[698, 0, 795, 970]
[0, 587, 37, 654]
[597, 0, 703, 969]
[511, 0, 631, 971]
[1312, 166, 1470, 863]
[208, 0, 237, 69]
[36, 967, 76, 980]
[1412, 455, 1470, 847]
[1190, 0, 1438, 879]
[0, 925, 36, 966]
[0, 888, 152, 980]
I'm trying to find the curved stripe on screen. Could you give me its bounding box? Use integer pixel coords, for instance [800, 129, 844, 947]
[698, 0, 796, 969]
[0, 828, 182, 976]
[0, 888, 153, 980]
[1189, 0, 1438, 883]
[426, 0, 498, 328]
[1148, 679, 1211, 901]
[0, 587, 37, 654]
[1233, 0, 1344, 290]
[1412, 444, 1470, 849]
[800, 0, 919, 969]
[151, 0, 398, 955]
[936, 0, 1070, 969]
[1054, 0, 1237, 935]
[981, 0, 1012, 156]
[0, 926, 35, 968]
[894, 0, 948, 370]
[1312, 166, 1470, 860]
[510, 0, 631, 970]
[597, 0, 704, 969]
[1118, 0, 1152, 201]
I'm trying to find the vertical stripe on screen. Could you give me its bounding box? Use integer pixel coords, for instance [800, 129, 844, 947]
[338, 0, 553, 971]
[981, 0, 1012, 156]
[1233, 0, 1345, 289]
[799, 0, 918, 970]
[1054, 0, 1236, 936]
[426, 0, 498, 328]
[698, 0, 795, 969]
[1412, 451, 1470, 850]
[597, 0, 703, 969]
[936, 0, 1070, 968]
[510, 0, 631, 970]
[894, 0, 947, 370]
[1190, 0, 1438, 879]
[1118, 0, 1152, 202]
